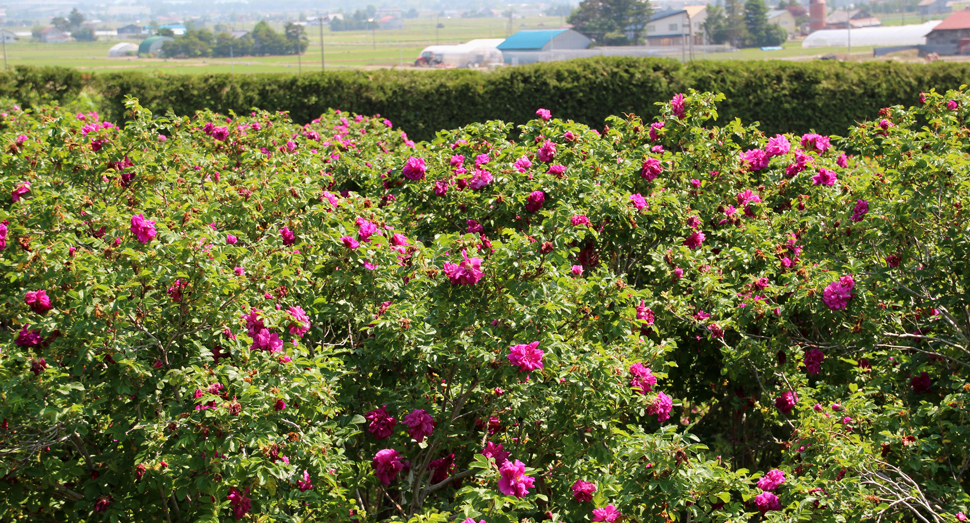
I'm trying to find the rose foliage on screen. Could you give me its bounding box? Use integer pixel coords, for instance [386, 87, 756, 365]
[1, 90, 969, 522]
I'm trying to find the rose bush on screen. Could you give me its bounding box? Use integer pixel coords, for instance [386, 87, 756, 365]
[0, 89, 968, 522]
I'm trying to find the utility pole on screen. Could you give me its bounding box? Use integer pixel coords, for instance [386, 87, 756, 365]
[436, 14, 440, 44]
[847, 14, 851, 54]
[319, 16, 325, 71]
[230, 44, 234, 73]
[2, 32, 7, 70]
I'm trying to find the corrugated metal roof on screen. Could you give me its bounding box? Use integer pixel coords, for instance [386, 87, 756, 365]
[933, 9, 970, 30]
[497, 29, 566, 50]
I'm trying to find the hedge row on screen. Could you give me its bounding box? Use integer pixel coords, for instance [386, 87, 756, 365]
[2, 58, 969, 141]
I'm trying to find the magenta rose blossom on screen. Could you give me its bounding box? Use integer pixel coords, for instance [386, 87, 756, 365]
[297, 470, 312, 492]
[754, 492, 781, 513]
[592, 505, 621, 522]
[498, 459, 535, 497]
[227, 487, 252, 521]
[571, 265, 583, 275]
[742, 149, 769, 171]
[629, 193, 648, 211]
[15, 325, 43, 347]
[280, 226, 296, 246]
[536, 108, 552, 120]
[571, 215, 591, 227]
[443, 249, 484, 286]
[526, 191, 545, 212]
[130, 213, 157, 244]
[671, 93, 685, 119]
[0, 222, 7, 251]
[481, 441, 510, 465]
[812, 168, 837, 186]
[757, 469, 786, 491]
[640, 157, 662, 180]
[537, 141, 556, 163]
[803, 349, 824, 375]
[402, 156, 427, 180]
[226, 234, 237, 244]
[629, 363, 657, 394]
[765, 134, 790, 157]
[737, 189, 762, 207]
[775, 390, 798, 414]
[649, 121, 664, 141]
[508, 341, 544, 372]
[366, 405, 397, 439]
[341, 236, 360, 249]
[356, 218, 378, 241]
[682, 230, 705, 249]
[514, 156, 532, 173]
[572, 480, 597, 502]
[837, 152, 848, 167]
[822, 275, 855, 310]
[24, 290, 53, 314]
[801, 133, 831, 153]
[372, 449, 404, 485]
[547, 164, 566, 176]
[647, 391, 673, 422]
[404, 409, 435, 443]
[850, 199, 869, 222]
[911, 371, 931, 394]
[11, 181, 30, 202]
[947, 99, 958, 111]
[468, 168, 493, 190]
[287, 306, 311, 337]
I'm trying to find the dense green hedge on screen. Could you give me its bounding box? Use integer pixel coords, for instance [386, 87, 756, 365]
[2, 58, 969, 141]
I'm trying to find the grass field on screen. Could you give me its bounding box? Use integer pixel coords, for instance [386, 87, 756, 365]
[0, 14, 882, 74]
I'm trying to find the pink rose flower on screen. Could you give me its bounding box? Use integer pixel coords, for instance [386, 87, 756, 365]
[24, 290, 52, 314]
[647, 391, 673, 422]
[372, 449, 404, 485]
[498, 459, 534, 497]
[572, 479, 597, 502]
[404, 409, 434, 443]
[757, 469, 786, 491]
[508, 341, 544, 372]
[641, 157, 662, 180]
[592, 504, 621, 522]
[822, 275, 855, 310]
[130, 213, 157, 244]
[402, 156, 427, 181]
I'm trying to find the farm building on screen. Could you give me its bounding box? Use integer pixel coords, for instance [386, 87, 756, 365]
[39, 27, 69, 43]
[415, 39, 504, 68]
[767, 9, 798, 36]
[802, 21, 938, 47]
[159, 24, 186, 36]
[919, 0, 952, 16]
[825, 9, 881, 29]
[641, 6, 707, 46]
[497, 29, 592, 64]
[109, 42, 138, 57]
[138, 36, 174, 56]
[926, 9, 970, 53]
[0, 29, 16, 43]
[117, 24, 143, 37]
[377, 16, 405, 30]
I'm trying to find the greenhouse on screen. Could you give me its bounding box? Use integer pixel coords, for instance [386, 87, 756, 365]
[108, 42, 138, 57]
[414, 39, 504, 68]
[802, 21, 940, 48]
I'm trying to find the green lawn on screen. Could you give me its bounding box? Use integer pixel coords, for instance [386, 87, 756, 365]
[0, 15, 876, 74]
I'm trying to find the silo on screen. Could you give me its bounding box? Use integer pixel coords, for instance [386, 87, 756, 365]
[810, 0, 827, 32]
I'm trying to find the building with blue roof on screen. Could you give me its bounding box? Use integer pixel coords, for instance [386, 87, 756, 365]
[497, 29, 592, 64]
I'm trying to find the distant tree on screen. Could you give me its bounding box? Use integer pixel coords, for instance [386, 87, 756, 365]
[763, 23, 788, 45]
[162, 28, 214, 57]
[212, 32, 253, 57]
[703, 4, 730, 44]
[52, 17, 70, 31]
[365, 5, 377, 18]
[568, 0, 652, 45]
[285, 22, 308, 54]
[72, 25, 96, 41]
[299, 12, 307, 22]
[149, 19, 160, 34]
[213, 22, 231, 33]
[723, 0, 747, 46]
[404, 8, 419, 18]
[157, 28, 175, 37]
[68, 8, 85, 28]
[743, 0, 770, 47]
[31, 25, 45, 41]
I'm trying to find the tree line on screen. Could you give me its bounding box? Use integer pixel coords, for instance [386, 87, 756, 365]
[565, 0, 788, 48]
[160, 21, 308, 59]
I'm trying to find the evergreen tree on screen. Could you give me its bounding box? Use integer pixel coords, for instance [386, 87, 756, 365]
[702, 4, 729, 44]
[744, 0, 769, 47]
[567, 0, 652, 45]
